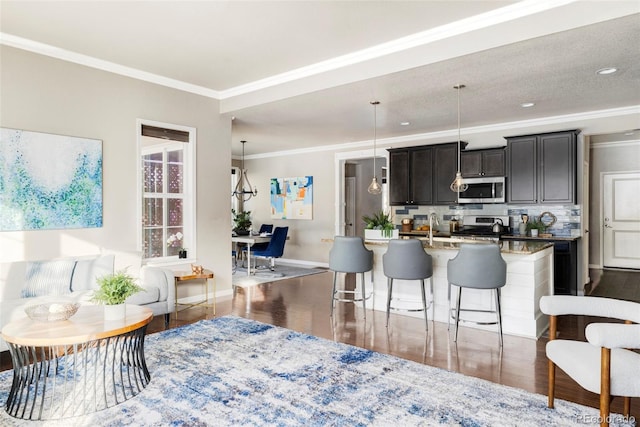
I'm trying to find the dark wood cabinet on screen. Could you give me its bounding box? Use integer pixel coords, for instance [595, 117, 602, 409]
[433, 143, 459, 205]
[506, 131, 577, 204]
[388, 142, 460, 206]
[460, 148, 505, 178]
[388, 146, 433, 205]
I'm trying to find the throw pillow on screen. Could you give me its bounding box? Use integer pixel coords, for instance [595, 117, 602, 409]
[22, 260, 77, 298]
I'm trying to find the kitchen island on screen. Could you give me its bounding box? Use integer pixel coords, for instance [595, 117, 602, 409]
[362, 239, 554, 339]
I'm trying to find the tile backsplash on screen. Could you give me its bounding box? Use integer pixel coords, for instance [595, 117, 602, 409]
[393, 204, 581, 237]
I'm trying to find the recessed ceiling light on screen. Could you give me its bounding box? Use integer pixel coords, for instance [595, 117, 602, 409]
[596, 67, 617, 75]
[521, 102, 535, 108]
[400, 121, 410, 126]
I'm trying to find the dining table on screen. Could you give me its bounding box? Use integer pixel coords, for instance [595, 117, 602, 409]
[231, 233, 272, 276]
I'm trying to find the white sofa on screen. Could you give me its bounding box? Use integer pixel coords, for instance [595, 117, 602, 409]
[0, 252, 176, 352]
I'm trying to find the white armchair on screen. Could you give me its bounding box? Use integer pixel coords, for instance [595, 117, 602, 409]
[540, 295, 640, 426]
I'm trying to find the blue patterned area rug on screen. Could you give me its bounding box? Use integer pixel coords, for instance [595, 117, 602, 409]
[0, 316, 634, 426]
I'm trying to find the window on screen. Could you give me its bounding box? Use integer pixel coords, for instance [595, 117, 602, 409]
[137, 120, 195, 262]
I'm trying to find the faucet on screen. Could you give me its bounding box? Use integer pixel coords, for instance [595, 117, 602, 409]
[428, 212, 440, 246]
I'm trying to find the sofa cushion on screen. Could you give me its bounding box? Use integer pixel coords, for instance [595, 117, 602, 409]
[22, 260, 76, 298]
[126, 286, 160, 305]
[71, 255, 114, 292]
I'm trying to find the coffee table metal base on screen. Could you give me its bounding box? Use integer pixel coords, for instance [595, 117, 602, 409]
[5, 326, 150, 420]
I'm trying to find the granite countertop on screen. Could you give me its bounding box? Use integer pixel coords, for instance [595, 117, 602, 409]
[363, 239, 553, 255]
[399, 231, 451, 238]
[500, 234, 581, 241]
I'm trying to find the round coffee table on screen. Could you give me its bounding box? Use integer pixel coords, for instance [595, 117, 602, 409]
[1, 304, 153, 420]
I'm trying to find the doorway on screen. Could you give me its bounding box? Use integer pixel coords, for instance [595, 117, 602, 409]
[334, 150, 388, 237]
[602, 171, 640, 269]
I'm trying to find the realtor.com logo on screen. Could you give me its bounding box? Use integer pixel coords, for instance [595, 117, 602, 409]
[576, 414, 636, 425]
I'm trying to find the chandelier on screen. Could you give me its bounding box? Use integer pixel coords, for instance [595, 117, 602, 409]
[233, 140, 257, 201]
[450, 84, 468, 193]
[367, 101, 382, 195]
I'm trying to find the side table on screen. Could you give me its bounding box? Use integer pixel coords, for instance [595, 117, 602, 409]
[1, 305, 153, 420]
[174, 269, 215, 315]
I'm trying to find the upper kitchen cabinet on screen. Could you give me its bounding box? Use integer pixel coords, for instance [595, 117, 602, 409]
[388, 146, 433, 205]
[506, 130, 578, 204]
[388, 142, 462, 206]
[460, 148, 505, 178]
[433, 143, 461, 205]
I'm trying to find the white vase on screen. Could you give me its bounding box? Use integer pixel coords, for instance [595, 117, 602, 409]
[104, 303, 126, 320]
[530, 229, 539, 237]
[364, 229, 399, 240]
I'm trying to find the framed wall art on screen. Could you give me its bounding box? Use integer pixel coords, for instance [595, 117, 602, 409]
[270, 176, 313, 220]
[0, 128, 103, 231]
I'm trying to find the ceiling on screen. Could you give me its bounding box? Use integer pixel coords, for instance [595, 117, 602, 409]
[1, 1, 639, 157]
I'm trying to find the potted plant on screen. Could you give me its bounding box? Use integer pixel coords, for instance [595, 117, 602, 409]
[526, 217, 546, 237]
[92, 269, 144, 320]
[232, 209, 252, 235]
[167, 231, 187, 258]
[362, 210, 398, 240]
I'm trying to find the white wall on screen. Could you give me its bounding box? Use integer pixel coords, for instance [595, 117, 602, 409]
[240, 150, 336, 265]
[0, 46, 234, 291]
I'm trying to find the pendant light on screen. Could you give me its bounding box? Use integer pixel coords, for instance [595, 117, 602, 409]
[233, 140, 258, 201]
[367, 101, 382, 195]
[450, 84, 468, 193]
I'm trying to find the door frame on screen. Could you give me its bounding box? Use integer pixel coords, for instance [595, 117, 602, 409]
[334, 149, 389, 237]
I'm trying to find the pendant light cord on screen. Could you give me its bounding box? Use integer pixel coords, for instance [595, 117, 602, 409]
[372, 101, 379, 174]
[456, 85, 461, 173]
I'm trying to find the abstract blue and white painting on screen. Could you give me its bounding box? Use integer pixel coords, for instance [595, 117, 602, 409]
[270, 176, 313, 220]
[0, 128, 103, 231]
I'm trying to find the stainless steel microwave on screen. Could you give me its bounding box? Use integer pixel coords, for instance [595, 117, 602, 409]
[457, 177, 505, 204]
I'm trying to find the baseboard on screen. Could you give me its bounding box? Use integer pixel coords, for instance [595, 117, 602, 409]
[278, 258, 329, 269]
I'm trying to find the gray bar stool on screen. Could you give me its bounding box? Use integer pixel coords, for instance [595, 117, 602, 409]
[382, 239, 433, 331]
[447, 243, 507, 346]
[329, 236, 374, 318]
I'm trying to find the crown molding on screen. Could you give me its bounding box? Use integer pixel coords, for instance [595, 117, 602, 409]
[0, 33, 221, 99]
[591, 140, 640, 149]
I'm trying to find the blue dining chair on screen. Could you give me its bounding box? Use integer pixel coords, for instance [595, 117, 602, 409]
[251, 224, 274, 252]
[238, 224, 273, 263]
[251, 226, 288, 271]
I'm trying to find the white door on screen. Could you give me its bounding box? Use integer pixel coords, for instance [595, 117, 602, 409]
[603, 172, 640, 269]
[345, 177, 356, 236]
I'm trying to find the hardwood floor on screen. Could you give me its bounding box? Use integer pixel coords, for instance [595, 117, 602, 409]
[587, 268, 640, 303]
[2, 270, 638, 420]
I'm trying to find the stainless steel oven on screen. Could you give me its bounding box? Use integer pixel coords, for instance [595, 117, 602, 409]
[450, 215, 510, 242]
[457, 177, 505, 204]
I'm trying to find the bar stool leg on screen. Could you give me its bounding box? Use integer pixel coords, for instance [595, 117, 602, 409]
[420, 279, 428, 332]
[430, 277, 435, 321]
[447, 283, 452, 331]
[386, 278, 393, 327]
[330, 271, 338, 317]
[361, 272, 367, 319]
[495, 288, 503, 347]
[454, 287, 462, 342]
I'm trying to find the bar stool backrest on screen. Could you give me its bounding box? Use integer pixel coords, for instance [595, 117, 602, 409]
[329, 236, 373, 274]
[448, 243, 506, 289]
[383, 239, 432, 280]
